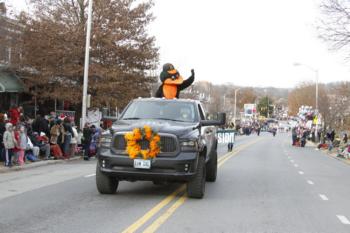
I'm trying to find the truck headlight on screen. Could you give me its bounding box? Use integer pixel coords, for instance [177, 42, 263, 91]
[180, 140, 198, 151]
[99, 136, 112, 148]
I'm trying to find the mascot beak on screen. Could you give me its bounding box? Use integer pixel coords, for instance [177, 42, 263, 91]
[167, 69, 178, 75]
[164, 76, 184, 85]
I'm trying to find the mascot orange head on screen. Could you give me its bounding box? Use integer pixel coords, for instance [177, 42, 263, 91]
[160, 63, 184, 99]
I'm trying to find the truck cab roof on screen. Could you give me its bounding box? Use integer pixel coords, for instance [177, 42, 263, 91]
[133, 97, 202, 105]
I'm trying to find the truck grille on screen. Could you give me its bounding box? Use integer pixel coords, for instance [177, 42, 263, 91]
[113, 134, 178, 154]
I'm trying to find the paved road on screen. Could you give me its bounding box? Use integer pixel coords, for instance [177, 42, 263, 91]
[0, 133, 350, 233]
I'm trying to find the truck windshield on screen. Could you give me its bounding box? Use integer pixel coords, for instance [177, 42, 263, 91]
[121, 101, 198, 123]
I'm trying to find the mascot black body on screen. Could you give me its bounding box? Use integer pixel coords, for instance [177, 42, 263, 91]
[155, 63, 195, 99]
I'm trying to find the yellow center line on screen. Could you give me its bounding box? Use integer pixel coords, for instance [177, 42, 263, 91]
[141, 138, 264, 233]
[121, 137, 264, 233]
[142, 195, 188, 233]
[121, 185, 186, 233]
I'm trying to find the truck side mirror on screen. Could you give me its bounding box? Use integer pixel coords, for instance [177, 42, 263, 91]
[200, 112, 226, 126]
[217, 112, 226, 125]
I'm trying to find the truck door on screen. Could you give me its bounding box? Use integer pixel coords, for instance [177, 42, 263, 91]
[198, 104, 214, 159]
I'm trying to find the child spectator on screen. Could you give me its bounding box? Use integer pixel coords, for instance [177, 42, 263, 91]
[3, 123, 16, 167]
[15, 125, 27, 166]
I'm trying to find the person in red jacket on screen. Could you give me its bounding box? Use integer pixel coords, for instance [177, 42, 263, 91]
[9, 105, 20, 126]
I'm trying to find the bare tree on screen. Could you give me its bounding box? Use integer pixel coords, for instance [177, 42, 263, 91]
[327, 81, 350, 130]
[318, 0, 350, 52]
[8, 0, 158, 108]
[288, 82, 329, 117]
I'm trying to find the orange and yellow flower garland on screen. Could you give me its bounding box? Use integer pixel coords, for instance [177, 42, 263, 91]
[124, 125, 161, 160]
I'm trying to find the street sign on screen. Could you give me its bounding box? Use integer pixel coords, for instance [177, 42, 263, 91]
[217, 130, 235, 144]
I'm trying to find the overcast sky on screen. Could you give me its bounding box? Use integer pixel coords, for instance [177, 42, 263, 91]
[6, 0, 350, 88]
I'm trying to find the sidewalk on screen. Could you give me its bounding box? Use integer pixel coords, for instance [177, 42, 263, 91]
[0, 156, 82, 174]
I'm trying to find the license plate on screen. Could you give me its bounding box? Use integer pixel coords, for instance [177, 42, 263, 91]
[133, 159, 151, 169]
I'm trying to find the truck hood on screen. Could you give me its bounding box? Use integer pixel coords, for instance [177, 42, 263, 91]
[112, 120, 199, 137]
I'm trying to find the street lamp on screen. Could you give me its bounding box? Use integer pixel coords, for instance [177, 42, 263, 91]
[293, 62, 319, 141]
[81, 0, 93, 129]
[264, 89, 270, 118]
[233, 88, 241, 124]
[267, 95, 270, 118]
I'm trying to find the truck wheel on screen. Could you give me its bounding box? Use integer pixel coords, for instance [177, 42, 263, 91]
[96, 163, 119, 194]
[206, 150, 217, 182]
[187, 156, 206, 199]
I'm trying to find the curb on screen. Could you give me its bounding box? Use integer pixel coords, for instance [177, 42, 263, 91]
[322, 151, 350, 166]
[310, 141, 350, 166]
[0, 156, 82, 174]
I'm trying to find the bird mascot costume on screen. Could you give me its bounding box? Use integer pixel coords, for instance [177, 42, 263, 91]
[155, 63, 195, 99]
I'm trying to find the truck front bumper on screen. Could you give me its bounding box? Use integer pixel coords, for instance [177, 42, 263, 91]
[97, 149, 199, 182]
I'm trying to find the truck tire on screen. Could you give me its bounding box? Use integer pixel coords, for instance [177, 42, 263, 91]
[206, 150, 217, 182]
[187, 155, 206, 199]
[96, 163, 119, 194]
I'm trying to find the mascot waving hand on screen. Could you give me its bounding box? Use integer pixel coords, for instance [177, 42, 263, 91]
[155, 63, 195, 99]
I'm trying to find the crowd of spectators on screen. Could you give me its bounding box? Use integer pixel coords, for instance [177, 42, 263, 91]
[317, 128, 349, 159]
[291, 121, 349, 159]
[0, 105, 100, 168]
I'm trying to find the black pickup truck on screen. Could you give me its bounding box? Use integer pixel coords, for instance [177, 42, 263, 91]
[96, 98, 225, 198]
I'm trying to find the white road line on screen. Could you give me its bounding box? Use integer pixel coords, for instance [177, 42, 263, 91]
[298, 171, 304, 175]
[294, 164, 299, 167]
[84, 174, 96, 178]
[307, 180, 314, 185]
[336, 215, 350, 225]
[319, 194, 329, 201]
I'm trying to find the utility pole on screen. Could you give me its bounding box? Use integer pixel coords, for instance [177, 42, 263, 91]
[315, 69, 319, 142]
[81, 0, 93, 129]
[267, 96, 270, 118]
[223, 95, 226, 112]
[234, 88, 241, 124]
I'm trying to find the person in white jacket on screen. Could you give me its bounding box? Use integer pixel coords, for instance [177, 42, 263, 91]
[69, 125, 79, 158]
[3, 123, 16, 167]
[26, 136, 40, 159]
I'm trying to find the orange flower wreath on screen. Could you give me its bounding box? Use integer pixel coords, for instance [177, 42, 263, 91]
[124, 125, 161, 160]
